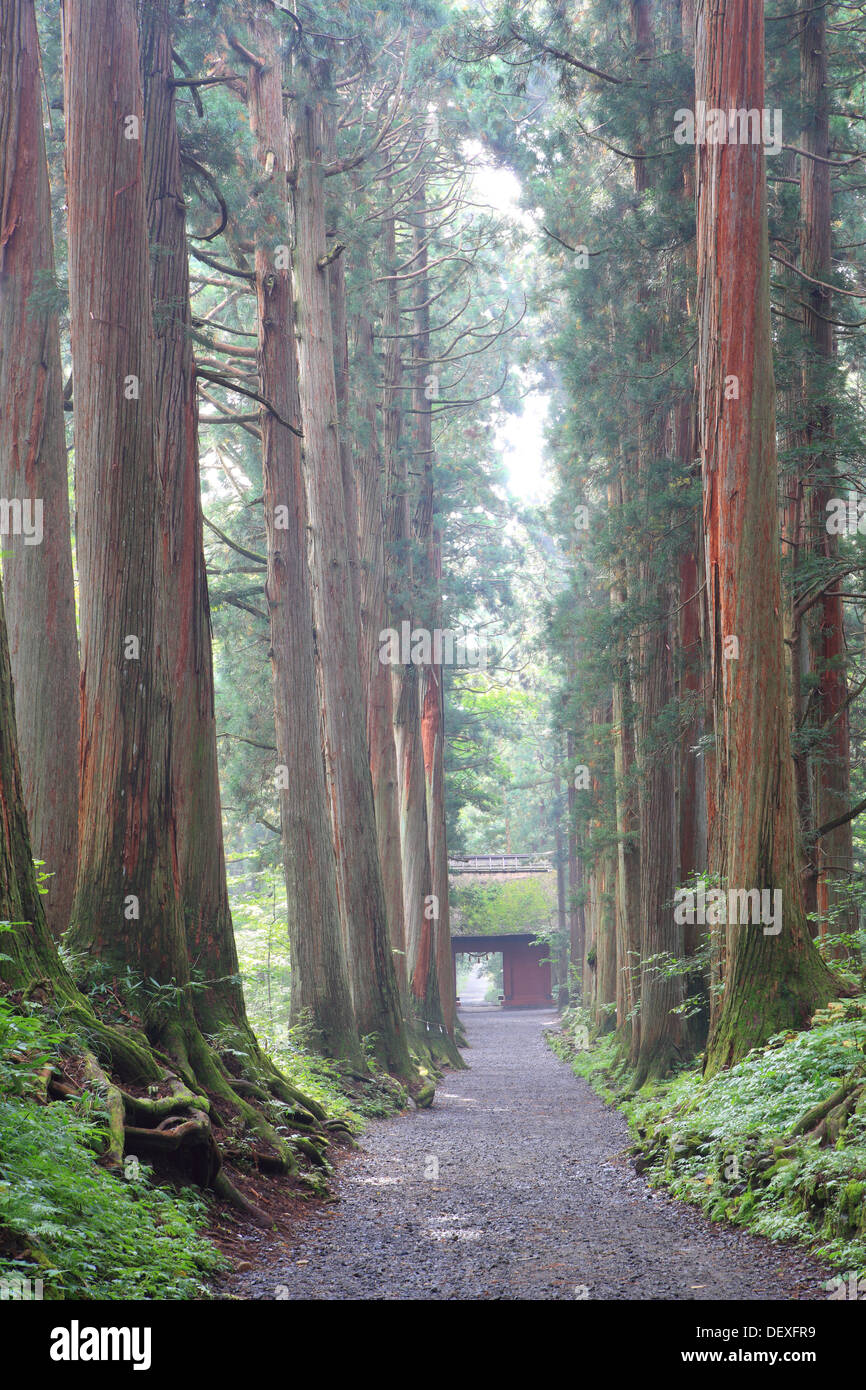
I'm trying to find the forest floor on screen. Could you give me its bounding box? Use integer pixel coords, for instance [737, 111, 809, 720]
[217, 1008, 831, 1300]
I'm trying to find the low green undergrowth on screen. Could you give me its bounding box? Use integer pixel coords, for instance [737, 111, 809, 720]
[243, 1020, 408, 1126]
[550, 1000, 866, 1278]
[0, 996, 226, 1300]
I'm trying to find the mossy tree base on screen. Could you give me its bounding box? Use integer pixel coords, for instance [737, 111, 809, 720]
[5, 943, 335, 1216]
[630, 1040, 684, 1092]
[704, 926, 841, 1078]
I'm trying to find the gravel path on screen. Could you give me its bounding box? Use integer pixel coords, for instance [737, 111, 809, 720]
[232, 1008, 829, 1300]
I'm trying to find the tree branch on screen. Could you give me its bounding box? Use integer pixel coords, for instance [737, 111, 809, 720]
[317, 241, 346, 269]
[817, 795, 866, 838]
[769, 250, 866, 298]
[189, 246, 255, 282]
[181, 155, 229, 242]
[212, 593, 268, 622]
[228, 34, 266, 70]
[202, 515, 267, 567]
[508, 27, 626, 85]
[196, 369, 302, 436]
[216, 733, 277, 752]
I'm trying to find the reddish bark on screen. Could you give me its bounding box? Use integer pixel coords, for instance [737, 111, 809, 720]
[239, 19, 361, 1063]
[141, 0, 248, 1037]
[378, 202, 437, 1042]
[798, 4, 853, 952]
[695, 0, 836, 1073]
[353, 216, 408, 1004]
[0, 0, 79, 938]
[607, 478, 641, 1051]
[290, 69, 412, 1080]
[381, 201, 451, 1058]
[411, 186, 457, 1043]
[62, 0, 188, 987]
[631, 0, 684, 1084]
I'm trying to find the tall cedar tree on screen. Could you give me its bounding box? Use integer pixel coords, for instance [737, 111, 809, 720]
[141, 0, 252, 1044]
[62, 0, 191, 999]
[289, 56, 415, 1086]
[798, 4, 854, 950]
[0, 9, 196, 1095]
[353, 184, 410, 1010]
[241, 11, 362, 1064]
[61, 1, 320, 1167]
[384, 199, 446, 1053]
[0, 0, 79, 939]
[412, 182, 460, 1047]
[631, 0, 684, 1085]
[695, 0, 837, 1074]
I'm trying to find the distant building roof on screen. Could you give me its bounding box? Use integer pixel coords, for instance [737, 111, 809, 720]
[448, 854, 551, 874]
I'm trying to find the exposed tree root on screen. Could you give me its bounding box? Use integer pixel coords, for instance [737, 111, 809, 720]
[68, 1007, 165, 1087]
[158, 1015, 298, 1165]
[123, 1113, 220, 1187]
[23, 977, 338, 1203]
[5, 955, 374, 1239]
[324, 1117, 354, 1136]
[212, 1169, 273, 1227]
[198, 1013, 329, 1118]
[117, 1077, 209, 1123]
[82, 1051, 126, 1172]
[290, 1135, 330, 1168]
[408, 1022, 465, 1075]
[783, 1068, 865, 1148]
[411, 1079, 436, 1108]
[427, 1033, 466, 1071]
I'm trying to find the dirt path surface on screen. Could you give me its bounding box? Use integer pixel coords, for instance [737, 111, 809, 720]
[229, 1008, 829, 1301]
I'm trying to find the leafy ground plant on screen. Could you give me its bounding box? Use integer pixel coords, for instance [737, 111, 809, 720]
[0, 995, 226, 1299]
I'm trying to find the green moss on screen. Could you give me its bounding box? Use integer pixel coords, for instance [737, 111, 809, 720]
[841, 1181, 866, 1232]
[0, 997, 226, 1299]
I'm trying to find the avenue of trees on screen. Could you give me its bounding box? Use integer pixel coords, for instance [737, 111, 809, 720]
[0, 0, 525, 1200]
[495, 0, 866, 1085]
[2, 0, 866, 1219]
